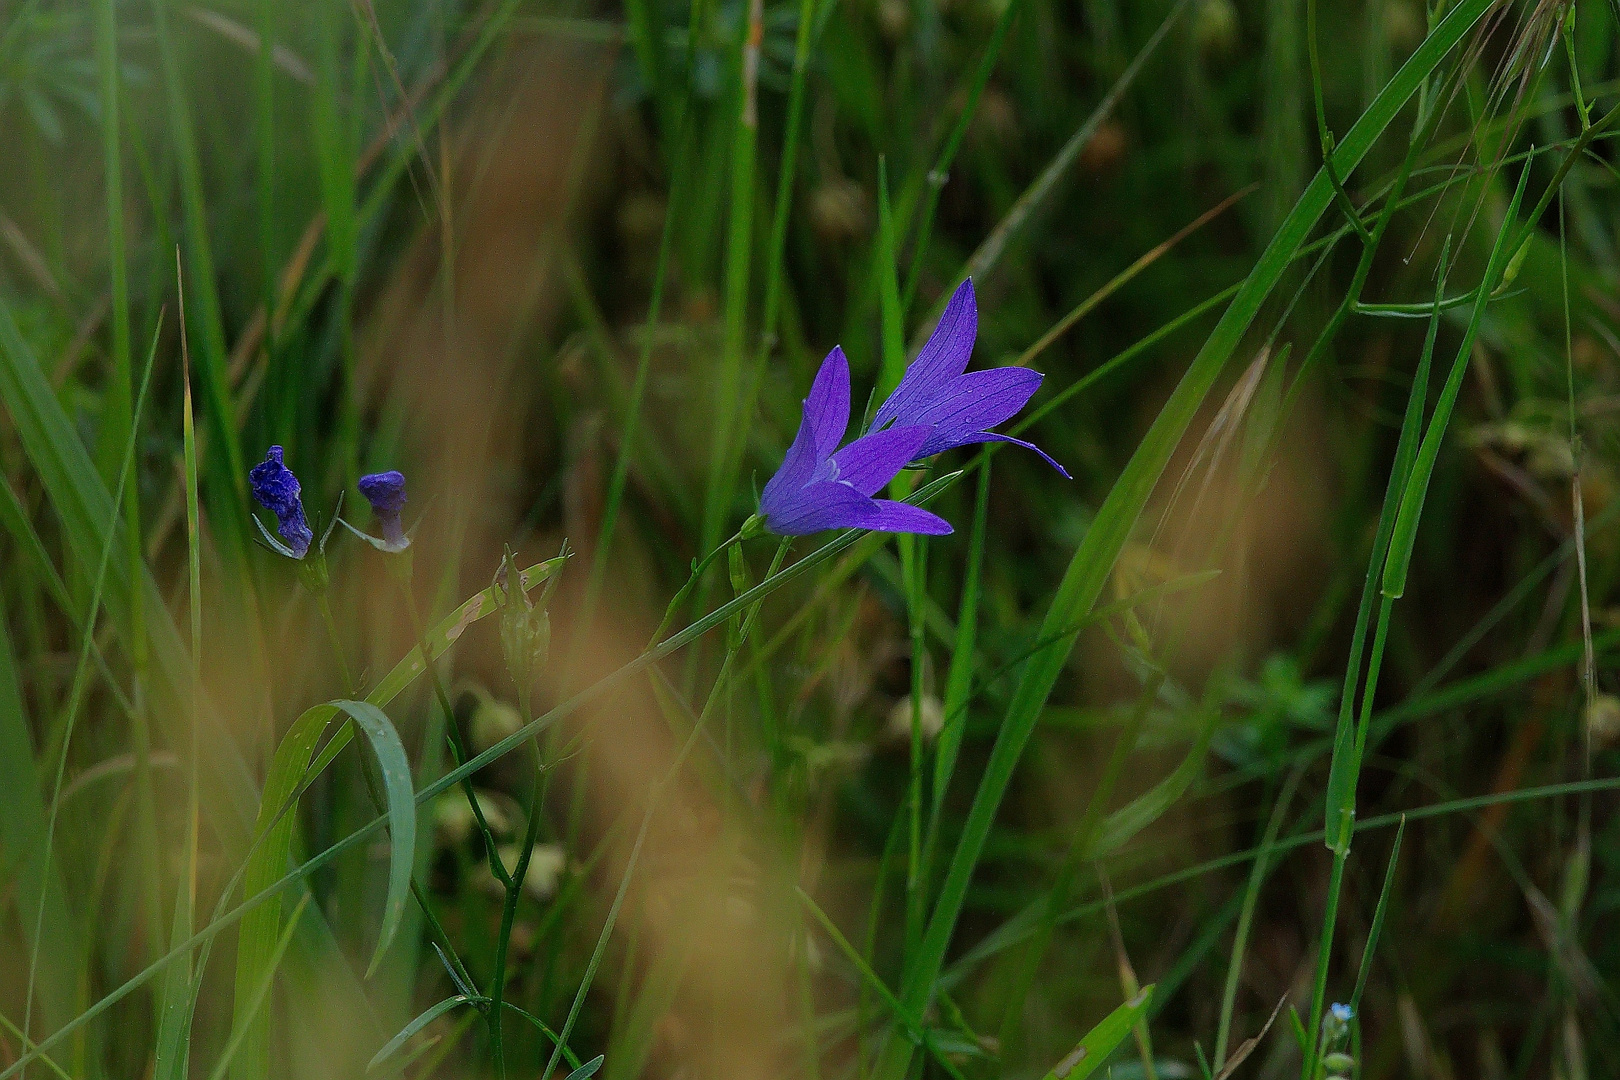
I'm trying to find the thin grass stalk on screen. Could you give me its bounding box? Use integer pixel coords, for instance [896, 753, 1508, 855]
[1214, 768, 1305, 1069]
[699, 0, 765, 564]
[899, 0, 1020, 314]
[579, 112, 695, 640]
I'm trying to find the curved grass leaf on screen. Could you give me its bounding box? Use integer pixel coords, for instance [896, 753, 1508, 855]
[366, 995, 479, 1072]
[227, 558, 566, 1078]
[330, 701, 416, 976]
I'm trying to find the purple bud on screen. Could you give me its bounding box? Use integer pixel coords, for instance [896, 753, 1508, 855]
[249, 445, 312, 558]
[358, 470, 408, 549]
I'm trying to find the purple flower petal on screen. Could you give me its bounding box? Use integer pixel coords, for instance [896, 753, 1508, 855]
[968, 432, 1071, 478]
[857, 499, 953, 535]
[761, 481, 874, 535]
[872, 279, 977, 430]
[807, 347, 851, 458]
[822, 425, 930, 496]
[761, 348, 851, 513]
[911, 367, 1044, 457]
[358, 471, 408, 514]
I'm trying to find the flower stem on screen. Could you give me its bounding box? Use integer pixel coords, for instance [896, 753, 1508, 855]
[313, 591, 357, 697]
[391, 553, 511, 889]
[489, 706, 548, 1080]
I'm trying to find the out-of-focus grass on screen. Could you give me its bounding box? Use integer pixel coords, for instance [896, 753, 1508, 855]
[3, 1, 1620, 1079]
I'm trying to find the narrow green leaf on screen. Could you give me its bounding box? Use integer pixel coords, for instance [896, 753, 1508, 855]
[330, 701, 416, 976]
[1040, 986, 1155, 1080]
[1323, 238, 1450, 845]
[1382, 160, 1532, 599]
[0, 590, 81, 1040]
[367, 996, 480, 1072]
[875, 157, 905, 402]
[1092, 722, 1216, 858]
[207, 896, 310, 1080]
[565, 1055, 606, 1080]
[1350, 815, 1405, 1010]
[152, 871, 197, 1080]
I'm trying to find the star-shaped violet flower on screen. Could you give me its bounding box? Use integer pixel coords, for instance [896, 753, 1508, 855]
[249, 445, 313, 558]
[758, 347, 952, 536]
[873, 278, 1069, 477]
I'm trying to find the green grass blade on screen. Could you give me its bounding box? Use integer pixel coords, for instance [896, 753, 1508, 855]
[877, 5, 1501, 1075]
[0, 590, 81, 1046]
[367, 996, 481, 1073]
[150, 0, 248, 535]
[1381, 159, 1533, 599]
[959, 0, 1191, 289]
[22, 315, 157, 1079]
[1039, 987, 1155, 1080]
[565, 1055, 606, 1080]
[207, 896, 310, 1080]
[759, 0, 818, 340]
[152, 872, 198, 1080]
[899, 0, 1020, 312]
[1322, 237, 1450, 848]
[875, 157, 905, 400]
[932, 454, 990, 814]
[700, 0, 764, 557]
[1350, 815, 1405, 1010]
[331, 702, 417, 977]
[1214, 770, 1303, 1069]
[1092, 719, 1217, 858]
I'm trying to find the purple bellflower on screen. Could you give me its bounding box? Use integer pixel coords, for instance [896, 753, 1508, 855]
[343, 470, 412, 553]
[757, 347, 953, 536]
[872, 278, 1069, 477]
[249, 445, 313, 558]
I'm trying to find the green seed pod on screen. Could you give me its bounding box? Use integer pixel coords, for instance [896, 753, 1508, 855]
[1323, 1052, 1356, 1073]
[501, 598, 550, 692]
[495, 548, 552, 692]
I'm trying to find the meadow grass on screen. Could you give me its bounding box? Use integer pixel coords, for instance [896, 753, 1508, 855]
[1, 0, 1619, 1078]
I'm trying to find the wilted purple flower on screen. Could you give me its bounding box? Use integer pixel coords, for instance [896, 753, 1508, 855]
[358, 471, 409, 550]
[873, 278, 1069, 476]
[249, 445, 313, 558]
[758, 348, 952, 536]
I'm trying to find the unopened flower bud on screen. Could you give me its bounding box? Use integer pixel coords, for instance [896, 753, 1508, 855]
[495, 549, 552, 692]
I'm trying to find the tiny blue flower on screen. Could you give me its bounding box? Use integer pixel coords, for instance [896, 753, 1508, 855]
[358, 471, 409, 550]
[1330, 1003, 1353, 1023]
[249, 445, 312, 558]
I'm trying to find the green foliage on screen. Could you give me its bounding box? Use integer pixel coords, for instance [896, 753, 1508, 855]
[4, 0, 1620, 1078]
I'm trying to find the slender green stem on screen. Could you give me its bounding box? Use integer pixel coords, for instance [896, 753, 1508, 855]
[396, 558, 511, 888]
[490, 736, 547, 1080]
[314, 591, 356, 698]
